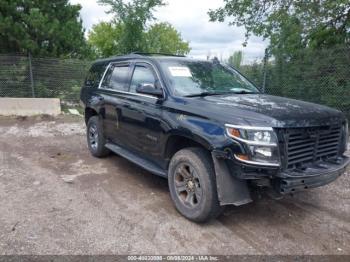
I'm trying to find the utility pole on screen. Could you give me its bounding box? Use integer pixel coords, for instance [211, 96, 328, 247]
[262, 48, 268, 93]
[28, 52, 35, 98]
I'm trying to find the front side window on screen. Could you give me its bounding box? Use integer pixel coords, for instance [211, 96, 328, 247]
[109, 65, 130, 91]
[100, 64, 130, 91]
[130, 65, 156, 93]
[159, 60, 260, 96]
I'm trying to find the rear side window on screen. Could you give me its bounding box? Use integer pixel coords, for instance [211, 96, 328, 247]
[130, 65, 156, 93]
[85, 63, 107, 88]
[109, 66, 130, 91]
[100, 64, 130, 91]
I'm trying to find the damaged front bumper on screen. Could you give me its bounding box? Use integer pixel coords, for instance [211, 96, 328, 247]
[212, 146, 349, 205]
[276, 156, 350, 194]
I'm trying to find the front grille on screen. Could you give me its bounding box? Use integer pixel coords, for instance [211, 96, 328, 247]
[281, 125, 342, 169]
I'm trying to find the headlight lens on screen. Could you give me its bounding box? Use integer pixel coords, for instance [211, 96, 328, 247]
[226, 125, 280, 166]
[248, 145, 280, 165]
[226, 126, 278, 146]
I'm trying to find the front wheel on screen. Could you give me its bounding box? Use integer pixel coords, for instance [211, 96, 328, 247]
[168, 147, 223, 222]
[86, 115, 110, 158]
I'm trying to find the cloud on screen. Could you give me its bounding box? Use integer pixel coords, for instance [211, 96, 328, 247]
[70, 0, 268, 63]
[70, 0, 112, 32]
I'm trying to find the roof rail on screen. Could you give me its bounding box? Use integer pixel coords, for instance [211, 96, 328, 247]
[129, 52, 186, 57]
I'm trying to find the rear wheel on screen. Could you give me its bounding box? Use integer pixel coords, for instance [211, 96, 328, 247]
[87, 115, 110, 157]
[168, 147, 223, 222]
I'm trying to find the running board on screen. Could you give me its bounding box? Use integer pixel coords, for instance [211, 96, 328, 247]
[105, 143, 167, 177]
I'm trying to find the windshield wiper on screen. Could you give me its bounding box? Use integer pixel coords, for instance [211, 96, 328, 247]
[231, 90, 256, 94]
[184, 91, 224, 97]
[228, 87, 258, 94]
[184, 90, 257, 97]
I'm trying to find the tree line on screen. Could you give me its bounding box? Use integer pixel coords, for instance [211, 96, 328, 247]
[1, 0, 348, 60]
[213, 0, 349, 118]
[1, 0, 349, 117]
[0, 0, 190, 58]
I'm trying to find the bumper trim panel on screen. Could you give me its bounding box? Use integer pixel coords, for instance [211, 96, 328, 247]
[278, 156, 349, 194]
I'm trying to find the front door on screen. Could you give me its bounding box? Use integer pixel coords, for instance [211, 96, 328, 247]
[119, 62, 165, 164]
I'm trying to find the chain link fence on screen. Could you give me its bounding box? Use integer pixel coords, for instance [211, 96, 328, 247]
[0, 54, 91, 104]
[240, 45, 350, 120]
[0, 48, 349, 119]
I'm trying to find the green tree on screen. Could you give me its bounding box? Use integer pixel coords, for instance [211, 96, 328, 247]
[97, 0, 165, 53]
[208, 0, 350, 56]
[144, 22, 190, 55]
[88, 21, 190, 57]
[88, 22, 124, 57]
[0, 0, 89, 58]
[228, 51, 243, 69]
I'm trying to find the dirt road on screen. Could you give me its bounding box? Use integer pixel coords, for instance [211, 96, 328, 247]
[0, 115, 349, 255]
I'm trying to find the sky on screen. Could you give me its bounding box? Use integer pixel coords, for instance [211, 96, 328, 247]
[70, 0, 268, 63]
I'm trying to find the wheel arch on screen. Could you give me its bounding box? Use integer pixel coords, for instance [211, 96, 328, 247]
[84, 107, 99, 124]
[164, 133, 252, 208]
[163, 133, 212, 164]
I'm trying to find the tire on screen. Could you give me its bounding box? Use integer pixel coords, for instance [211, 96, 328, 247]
[86, 115, 110, 158]
[168, 147, 223, 222]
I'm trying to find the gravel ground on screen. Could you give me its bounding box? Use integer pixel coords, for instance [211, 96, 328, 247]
[0, 115, 349, 255]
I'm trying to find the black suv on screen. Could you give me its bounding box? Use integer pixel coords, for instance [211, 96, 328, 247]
[81, 53, 349, 222]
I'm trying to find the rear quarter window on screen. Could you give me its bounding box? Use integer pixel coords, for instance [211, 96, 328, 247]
[85, 63, 107, 88]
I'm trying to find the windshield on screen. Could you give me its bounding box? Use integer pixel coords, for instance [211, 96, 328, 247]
[159, 60, 260, 96]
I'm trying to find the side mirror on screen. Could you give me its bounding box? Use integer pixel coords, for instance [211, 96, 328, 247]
[136, 83, 163, 97]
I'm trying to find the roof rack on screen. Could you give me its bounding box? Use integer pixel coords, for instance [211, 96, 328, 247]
[129, 52, 186, 57]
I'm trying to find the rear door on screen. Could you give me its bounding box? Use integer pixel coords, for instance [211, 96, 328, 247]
[98, 62, 132, 145]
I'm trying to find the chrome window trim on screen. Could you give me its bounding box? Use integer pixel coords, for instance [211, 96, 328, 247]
[97, 60, 165, 100]
[98, 63, 112, 89]
[98, 87, 158, 100]
[234, 154, 280, 167]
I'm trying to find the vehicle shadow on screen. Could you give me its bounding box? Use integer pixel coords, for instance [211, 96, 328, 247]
[105, 153, 316, 225]
[85, 153, 350, 254]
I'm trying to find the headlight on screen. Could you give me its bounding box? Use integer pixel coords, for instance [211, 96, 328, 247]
[225, 124, 280, 166]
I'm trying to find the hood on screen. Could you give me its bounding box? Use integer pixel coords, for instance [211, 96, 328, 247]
[181, 94, 345, 128]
